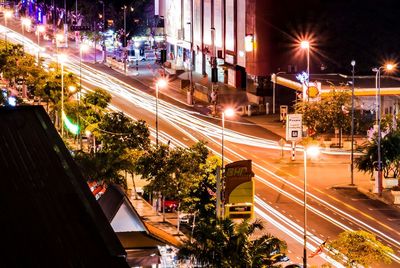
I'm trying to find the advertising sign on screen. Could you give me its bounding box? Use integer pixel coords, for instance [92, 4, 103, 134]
[286, 114, 303, 142]
[224, 160, 254, 219]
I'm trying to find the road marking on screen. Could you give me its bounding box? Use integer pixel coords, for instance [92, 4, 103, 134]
[388, 218, 400, 221]
[368, 208, 393, 211]
[351, 198, 369, 201]
[282, 210, 286, 213]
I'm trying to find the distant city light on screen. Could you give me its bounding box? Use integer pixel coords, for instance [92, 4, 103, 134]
[300, 40, 310, 49]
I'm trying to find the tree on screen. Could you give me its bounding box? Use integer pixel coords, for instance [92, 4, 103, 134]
[178, 218, 287, 268]
[97, 111, 150, 153]
[295, 90, 352, 138]
[135, 142, 210, 221]
[327, 230, 393, 267]
[73, 151, 127, 187]
[356, 130, 400, 179]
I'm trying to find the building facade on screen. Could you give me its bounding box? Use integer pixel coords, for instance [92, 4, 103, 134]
[155, 0, 279, 91]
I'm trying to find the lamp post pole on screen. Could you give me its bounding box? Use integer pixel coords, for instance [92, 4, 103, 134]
[300, 41, 311, 101]
[350, 60, 356, 185]
[303, 148, 308, 268]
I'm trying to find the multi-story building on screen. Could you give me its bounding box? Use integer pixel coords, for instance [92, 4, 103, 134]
[155, 0, 284, 92]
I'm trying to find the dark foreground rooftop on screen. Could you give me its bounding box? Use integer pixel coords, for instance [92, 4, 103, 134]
[0, 106, 129, 268]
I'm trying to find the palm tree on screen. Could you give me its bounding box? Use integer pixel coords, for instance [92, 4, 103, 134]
[178, 218, 287, 267]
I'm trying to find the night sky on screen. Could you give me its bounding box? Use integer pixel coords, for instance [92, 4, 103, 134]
[271, 0, 400, 74]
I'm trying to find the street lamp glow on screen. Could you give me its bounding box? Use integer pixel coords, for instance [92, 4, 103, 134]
[386, 63, 395, 71]
[4, 10, 12, 19]
[21, 17, 31, 27]
[134, 41, 140, 48]
[157, 78, 168, 88]
[68, 85, 77, 93]
[37, 25, 45, 33]
[306, 145, 320, 158]
[58, 54, 67, 63]
[300, 40, 310, 49]
[224, 108, 235, 117]
[80, 43, 89, 52]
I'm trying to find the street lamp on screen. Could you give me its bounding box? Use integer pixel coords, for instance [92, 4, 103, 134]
[59, 54, 67, 137]
[4, 10, 12, 49]
[303, 145, 320, 268]
[350, 60, 356, 186]
[36, 25, 45, 64]
[300, 40, 311, 100]
[372, 63, 396, 195]
[155, 78, 167, 145]
[219, 107, 235, 218]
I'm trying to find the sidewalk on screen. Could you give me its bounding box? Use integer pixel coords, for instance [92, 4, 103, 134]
[128, 195, 187, 244]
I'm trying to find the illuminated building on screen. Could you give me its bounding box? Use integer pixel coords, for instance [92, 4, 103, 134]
[155, 0, 277, 91]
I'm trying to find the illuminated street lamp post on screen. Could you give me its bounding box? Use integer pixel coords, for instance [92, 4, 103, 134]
[300, 40, 310, 100]
[218, 108, 235, 218]
[303, 145, 320, 268]
[272, 71, 286, 114]
[350, 60, 356, 185]
[155, 79, 167, 146]
[36, 25, 45, 63]
[4, 10, 12, 49]
[59, 54, 67, 137]
[372, 63, 395, 195]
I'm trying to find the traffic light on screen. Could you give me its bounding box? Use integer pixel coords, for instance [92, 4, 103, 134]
[160, 49, 167, 63]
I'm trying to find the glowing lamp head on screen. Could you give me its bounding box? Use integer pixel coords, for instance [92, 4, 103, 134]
[37, 25, 45, 33]
[22, 18, 31, 26]
[134, 41, 140, 48]
[5, 11, 12, 18]
[157, 79, 167, 88]
[224, 108, 235, 117]
[386, 63, 395, 71]
[300, 40, 310, 49]
[80, 43, 89, 52]
[306, 146, 320, 158]
[68, 86, 77, 93]
[85, 130, 92, 137]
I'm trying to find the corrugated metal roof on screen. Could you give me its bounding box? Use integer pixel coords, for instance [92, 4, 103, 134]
[0, 106, 129, 268]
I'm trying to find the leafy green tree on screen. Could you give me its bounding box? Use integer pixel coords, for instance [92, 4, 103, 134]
[181, 155, 220, 219]
[356, 130, 400, 179]
[97, 111, 150, 153]
[135, 142, 209, 221]
[178, 218, 287, 268]
[295, 90, 351, 137]
[327, 230, 393, 267]
[73, 151, 127, 187]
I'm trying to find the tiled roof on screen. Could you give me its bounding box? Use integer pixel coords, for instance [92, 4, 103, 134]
[0, 106, 129, 268]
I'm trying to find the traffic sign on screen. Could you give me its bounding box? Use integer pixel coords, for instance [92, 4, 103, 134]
[70, 25, 91, 31]
[286, 114, 303, 141]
